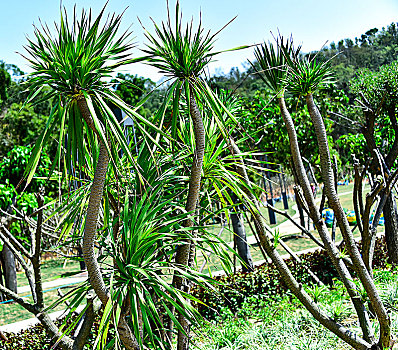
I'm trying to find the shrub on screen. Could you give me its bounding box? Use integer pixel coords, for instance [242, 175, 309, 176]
[1, 323, 53, 350]
[1, 237, 391, 346]
[194, 236, 390, 319]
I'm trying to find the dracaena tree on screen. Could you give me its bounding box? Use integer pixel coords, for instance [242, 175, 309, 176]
[177, 91, 258, 273]
[349, 62, 398, 268]
[140, 2, 246, 348]
[249, 36, 394, 350]
[21, 5, 156, 349]
[285, 44, 393, 350]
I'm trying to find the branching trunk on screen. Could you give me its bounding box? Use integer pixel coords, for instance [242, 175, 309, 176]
[305, 93, 390, 348]
[0, 193, 103, 350]
[361, 104, 398, 267]
[277, 96, 376, 345]
[228, 136, 372, 350]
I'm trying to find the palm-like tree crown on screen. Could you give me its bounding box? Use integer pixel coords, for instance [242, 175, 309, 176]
[284, 50, 335, 96]
[21, 5, 142, 185]
[23, 6, 134, 99]
[141, 1, 221, 80]
[250, 35, 300, 96]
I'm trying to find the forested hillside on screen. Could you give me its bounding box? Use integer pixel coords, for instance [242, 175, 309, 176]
[1, 22, 397, 160]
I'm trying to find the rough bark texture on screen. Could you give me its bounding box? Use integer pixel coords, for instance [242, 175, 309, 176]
[72, 302, 97, 350]
[228, 136, 372, 350]
[305, 93, 390, 348]
[384, 193, 398, 264]
[77, 97, 139, 350]
[174, 87, 205, 350]
[32, 193, 44, 308]
[174, 88, 205, 275]
[80, 137, 110, 305]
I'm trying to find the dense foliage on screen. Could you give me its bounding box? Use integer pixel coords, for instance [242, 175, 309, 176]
[1, 237, 392, 349]
[0, 8, 397, 350]
[194, 237, 390, 320]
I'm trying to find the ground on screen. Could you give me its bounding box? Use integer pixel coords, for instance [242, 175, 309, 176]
[0, 182, 375, 328]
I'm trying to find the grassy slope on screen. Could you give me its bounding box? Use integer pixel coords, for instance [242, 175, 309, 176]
[194, 269, 398, 350]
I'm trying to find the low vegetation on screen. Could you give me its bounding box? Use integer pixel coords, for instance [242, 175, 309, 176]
[0, 2, 398, 350]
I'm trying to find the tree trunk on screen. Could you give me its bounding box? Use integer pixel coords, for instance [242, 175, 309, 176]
[384, 193, 398, 264]
[228, 136, 372, 350]
[305, 93, 390, 348]
[77, 98, 110, 307]
[77, 97, 139, 350]
[361, 106, 398, 271]
[1, 245, 17, 297]
[230, 195, 254, 273]
[278, 96, 376, 345]
[170, 86, 205, 350]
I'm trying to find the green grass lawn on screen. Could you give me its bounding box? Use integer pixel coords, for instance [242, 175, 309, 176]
[193, 268, 398, 350]
[197, 182, 374, 273]
[206, 197, 297, 244]
[17, 258, 81, 288]
[0, 258, 82, 326]
[0, 288, 78, 326]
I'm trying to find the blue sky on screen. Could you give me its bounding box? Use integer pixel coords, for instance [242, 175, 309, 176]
[1, 0, 398, 82]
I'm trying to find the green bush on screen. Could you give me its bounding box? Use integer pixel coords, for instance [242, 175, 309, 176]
[1, 237, 391, 347]
[1, 323, 53, 350]
[194, 236, 390, 319]
[0, 145, 55, 195]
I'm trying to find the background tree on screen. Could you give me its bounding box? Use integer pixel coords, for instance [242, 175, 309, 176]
[0, 104, 55, 158]
[142, 2, 251, 347]
[244, 35, 396, 350]
[349, 61, 398, 264]
[0, 65, 10, 110]
[284, 39, 393, 349]
[111, 73, 155, 116]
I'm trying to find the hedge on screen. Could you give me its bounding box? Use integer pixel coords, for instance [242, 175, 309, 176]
[193, 236, 390, 319]
[1, 323, 54, 350]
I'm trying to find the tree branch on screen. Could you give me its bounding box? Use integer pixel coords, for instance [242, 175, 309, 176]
[0, 225, 37, 303]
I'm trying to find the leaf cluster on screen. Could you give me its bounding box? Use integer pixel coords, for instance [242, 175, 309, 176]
[142, 1, 221, 80]
[350, 60, 398, 113]
[250, 35, 300, 95]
